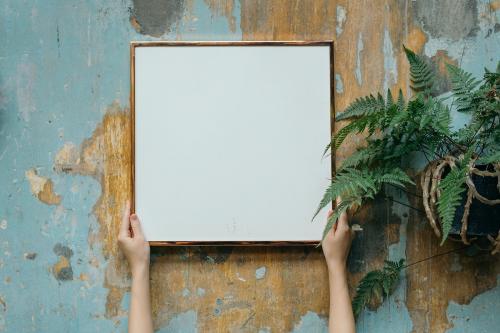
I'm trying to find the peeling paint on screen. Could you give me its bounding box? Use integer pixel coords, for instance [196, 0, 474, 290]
[25, 168, 61, 205]
[23, 252, 37, 260]
[0, 220, 6, 230]
[383, 27, 397, 93]
[197, 288, 206, 297]
[413, 0, 479, 40]
[336, 5, 347, 37]
[156, 310, 197, 333]
[52, 243, 74, 281]
[255, 266, 267, 280]
[355, 33, 364, 86]
[204, 0, 237, 32]
[335, 73, 344, 94]
[129, 0, 185, 37]
[290, 311, 327, 333]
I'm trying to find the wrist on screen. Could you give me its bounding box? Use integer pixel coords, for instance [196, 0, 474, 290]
[327, 261, 347, 275]
[131, 263, 150, 278]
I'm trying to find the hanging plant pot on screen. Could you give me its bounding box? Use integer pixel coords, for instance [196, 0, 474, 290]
[450, 164, 500, 237]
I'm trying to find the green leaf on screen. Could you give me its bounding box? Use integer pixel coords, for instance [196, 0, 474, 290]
[437, 152, 472, 244]
[403, 46, 434, 94]
[352, 259, 405, 318]
[320, 199, 353, 241]
[336, 94, 386, 121]
[447, 63, 481, 113]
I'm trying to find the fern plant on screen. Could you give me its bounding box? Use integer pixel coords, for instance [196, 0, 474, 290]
[314, 46, 499, 246]
[315, 47, 499, 318]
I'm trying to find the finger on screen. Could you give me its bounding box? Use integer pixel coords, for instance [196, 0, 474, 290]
[130, 214, 144, 239]
[119, 201, 131, 238]
[335, 196, 349, 229]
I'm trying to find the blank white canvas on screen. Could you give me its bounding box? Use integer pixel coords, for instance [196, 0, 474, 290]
[134, 45, 332, 242]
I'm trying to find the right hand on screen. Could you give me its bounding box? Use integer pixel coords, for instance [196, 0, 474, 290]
[118, 201, 150, 276]
[322, 198, 353, 270]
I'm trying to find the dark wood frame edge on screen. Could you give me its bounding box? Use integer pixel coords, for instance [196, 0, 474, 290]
[129, 40, 335, 246]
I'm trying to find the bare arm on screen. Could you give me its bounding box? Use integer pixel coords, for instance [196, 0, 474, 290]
[322, 201, 356, 333]
[118, 202, 154, 333]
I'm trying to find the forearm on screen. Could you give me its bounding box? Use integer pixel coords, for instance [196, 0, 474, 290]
[129, 267, 154, 333]
[327, 263, 355, 333]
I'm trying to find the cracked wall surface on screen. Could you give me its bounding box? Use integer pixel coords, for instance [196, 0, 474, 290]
[0, 0, 499, 332]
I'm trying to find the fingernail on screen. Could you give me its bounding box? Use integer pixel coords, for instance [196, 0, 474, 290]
[130, 214, 138, 221]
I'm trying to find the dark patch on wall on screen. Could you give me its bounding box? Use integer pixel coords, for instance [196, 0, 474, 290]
[196, 246, 233, 264]
[129, 0, 185, 37]
[24, 252, 37, 260]
[413, 0, 479, 40]
[348, 194, 401, 273]
[52, 243, 74, 281]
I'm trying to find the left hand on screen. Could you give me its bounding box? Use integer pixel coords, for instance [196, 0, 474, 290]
[118, 201, 150, 276]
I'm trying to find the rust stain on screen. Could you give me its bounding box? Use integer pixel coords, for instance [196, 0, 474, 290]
[25, 168, 61, 205]
[150, 246, 329, 332]
[431, 50, 458, 75]
[204, 0, 237, 32]
[405, 27, 427, 54]
[491, 1, 500, 11]
[54, 101, 131, 316]
[52, 255, 73, 281]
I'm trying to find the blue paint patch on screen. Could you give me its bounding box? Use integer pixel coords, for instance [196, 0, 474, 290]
[156, 310, 198, 333]
[355, 33, 364, 86]
[335, 74, 344, 94]
[290, 311, 328, 333]
[382, 27, 397, 94]
[182, 288, 191, 297]
[336, 5, 347, 37]
[255, 266, 267, 280]
[196, 287, 206, 297]
[446, 276, 500, 333]
[176, 0, 242, 40]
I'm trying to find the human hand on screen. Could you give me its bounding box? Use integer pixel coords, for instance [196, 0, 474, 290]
[118, 201, 150, 276]
[322, 198, 353, 272]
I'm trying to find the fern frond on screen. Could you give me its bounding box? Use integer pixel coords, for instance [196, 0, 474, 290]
[336, 94, 386, 121]
[375, 168, 415, 188]
[338, 148, 376, 171]
[352, 259, 405, 318]
[320, 199, 355, 241]
[478, 150, 500, 164]
[312, 169, 377, 220]
[404, 46, 434, 94]
[437, 152, 472, 244]
[352, 270, 384, 318]
[447, 64, 481, 113]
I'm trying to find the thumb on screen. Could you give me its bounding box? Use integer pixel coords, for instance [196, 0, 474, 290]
[130, 214, 144, 238]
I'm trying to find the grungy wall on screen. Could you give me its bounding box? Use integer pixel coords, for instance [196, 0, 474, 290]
[0, 0, 499, 332]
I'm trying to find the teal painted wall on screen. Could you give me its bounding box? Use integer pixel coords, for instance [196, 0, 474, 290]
[0, 0, 499, 332]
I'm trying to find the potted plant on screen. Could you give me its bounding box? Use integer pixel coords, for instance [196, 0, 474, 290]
[313, 47, 499, 317]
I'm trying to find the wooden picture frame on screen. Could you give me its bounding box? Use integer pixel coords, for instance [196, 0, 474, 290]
[130, 41, 335, 246]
